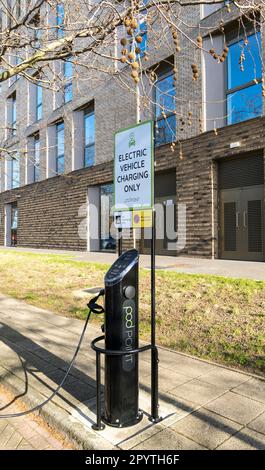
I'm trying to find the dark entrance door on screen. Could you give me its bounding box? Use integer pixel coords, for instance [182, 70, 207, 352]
[220, 186, 264, 261]
[219, 155, 264, 261]
[11, 203, 18, 247]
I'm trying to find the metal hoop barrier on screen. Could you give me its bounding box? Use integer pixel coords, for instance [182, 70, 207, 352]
[91, 335, 157, 430]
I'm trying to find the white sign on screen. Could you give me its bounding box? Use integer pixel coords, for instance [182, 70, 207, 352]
[230, 141, 241, 148]
[114, 121, 154, 211]
[114, 211, 132, 229]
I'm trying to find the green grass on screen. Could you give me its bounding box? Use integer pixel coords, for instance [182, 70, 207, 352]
[0, 249, 264, 376]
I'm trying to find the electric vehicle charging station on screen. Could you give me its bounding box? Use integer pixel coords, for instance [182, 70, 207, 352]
[91, 120, 161, 430]
[104, 249, 141, 427]
[91, 244, 160, 430]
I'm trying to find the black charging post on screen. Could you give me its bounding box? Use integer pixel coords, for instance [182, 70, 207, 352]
[103, 249, 141, 427]
[91, 120, 161, 430]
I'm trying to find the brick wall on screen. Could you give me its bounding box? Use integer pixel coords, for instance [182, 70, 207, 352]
[177, 116, 265, 258]
[0, 116, 263, 258]
[0, 162, 112, 250]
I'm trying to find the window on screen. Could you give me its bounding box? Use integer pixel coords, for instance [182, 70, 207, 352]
[227, 32, 262, 125]
[64, 60, 72, 103]
[34, 134, 40, 182]
[16, 0, 21, 19]
[6, 0, 11, 29]
[100, 184, 116, 251]
[84, 107, 95, 167]
[30, 10, 41, 47]
[9, 54, 21, 85]
[56, 3, 64, 38]
[155, 71, 176, 146]
[11, 156, 20, 189]
[128, 0, 147, 58]
[36, 82, 42, 120]
[9, 92, 16, 136]
[56, 121, 64, 174]
[11, 203, 18, 246]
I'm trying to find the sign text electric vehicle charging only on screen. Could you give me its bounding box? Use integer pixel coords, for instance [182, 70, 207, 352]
[114, 121, 154, 211]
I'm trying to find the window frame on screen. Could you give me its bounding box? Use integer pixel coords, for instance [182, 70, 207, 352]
[56, 3, 65, 38]
[10, 92, 17, 137]
[36, 82, 42, 121]
[56, 121, 64, 175]
[154, 69, 176, 147]
[63, 60, 73, 103]
[11, 156, 20, 189]
[127, 4, 148, 58]
[225, 31, 262, 125]
[33, 134, 41, 182]
[84, 107, 95, 168]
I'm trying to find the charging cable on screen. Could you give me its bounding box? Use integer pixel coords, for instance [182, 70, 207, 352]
[0, 289, 105, 419]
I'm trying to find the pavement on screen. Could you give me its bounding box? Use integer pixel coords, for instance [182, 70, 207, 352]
[0, 246, 265, 280]
[0, 294, 265, 450]
[0, 386, 73, 450]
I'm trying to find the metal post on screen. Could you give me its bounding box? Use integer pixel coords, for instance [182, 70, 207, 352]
[92, 351, 105, 430]
[150, 209, 161, 423]
[118, 227, 122, 256]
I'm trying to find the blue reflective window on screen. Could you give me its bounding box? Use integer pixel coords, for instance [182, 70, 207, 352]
[56, 122, 64, 174]
[64, 82, 72, 103]
[227, 83, 262, 125]
[11, 157, 20, 188]
[128, 0, 147, 58]
[64, 60, 72, 78]
[34, 135, 40, 182]
[11, 93, 16, 136]
[227, 32, 262, 124]
[138, 21, 147, 57]
[84, 109, 95, 167]
[228, 33, 262, 89]
[36, 83, 42, 120]
[155, 73, 176, 146]
[56, 3, 64, 38]
[64, 60, 73, 103]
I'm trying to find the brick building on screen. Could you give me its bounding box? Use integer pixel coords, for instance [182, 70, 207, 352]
[0, 1, 264, 261]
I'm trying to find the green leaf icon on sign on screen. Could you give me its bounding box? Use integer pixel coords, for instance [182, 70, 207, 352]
[129, 132, 136, 148]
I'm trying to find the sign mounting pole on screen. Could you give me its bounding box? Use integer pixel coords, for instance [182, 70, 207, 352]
[150, 162, 160, 423]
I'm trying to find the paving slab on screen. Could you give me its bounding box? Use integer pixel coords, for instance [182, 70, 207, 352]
[247, 412, 265, 435]
[199, 367, 252, 389]
[132, 428, 207, 450]
[216, 428, 265, 450]
[171, 409, 242, 450]
[154, 349, 216, 378]
[205, 391, 265, 425]
[233, 378, 265, 404]
[0, 293, 264, 450]
[143, 367, 191, 393]
[169, 379, 228, 406]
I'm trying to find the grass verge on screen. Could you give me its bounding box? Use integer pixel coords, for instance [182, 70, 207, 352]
[0, 249, 264, 375]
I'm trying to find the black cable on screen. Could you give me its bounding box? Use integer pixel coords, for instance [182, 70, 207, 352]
[0, 290, 105, 419]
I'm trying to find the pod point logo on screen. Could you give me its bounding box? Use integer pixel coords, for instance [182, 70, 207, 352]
[129, 132, 136, 148]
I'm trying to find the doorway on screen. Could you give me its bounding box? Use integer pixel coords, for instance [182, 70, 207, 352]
[219, 154, 264, 261]
[11, 203, 18, 246]
[220, 186, 264, 261]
